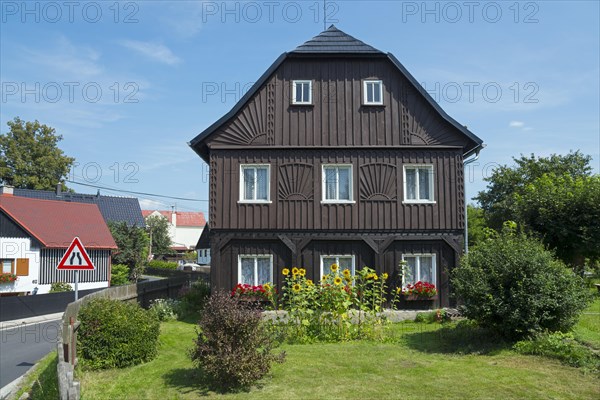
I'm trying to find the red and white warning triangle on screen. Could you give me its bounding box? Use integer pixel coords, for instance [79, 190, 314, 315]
[56, 237, 96, 270]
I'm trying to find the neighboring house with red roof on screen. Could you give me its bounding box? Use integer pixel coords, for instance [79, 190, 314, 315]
[142, 209, 206, 253]
[0, 185, 117, 296]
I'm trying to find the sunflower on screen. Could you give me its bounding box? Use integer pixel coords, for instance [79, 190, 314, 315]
[306, 279, 314, 286]
[342, 269, 351, 276]
[334, 276, 343, 285]
[282, 268, 290, 276]
[330, 263, 339, 272]
[263, 283, 271, 291]
[292, 283, 302, 292]
[298, 268, 306, 276]
[292, 267, 299, 276]
[322, 275, 327, 281]
[382, 273, 389, 280]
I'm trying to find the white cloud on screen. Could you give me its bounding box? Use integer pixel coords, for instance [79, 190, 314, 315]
[138, 198, 166, 210]
[120, 40, 181, 65]
[509, 121, 525, 128]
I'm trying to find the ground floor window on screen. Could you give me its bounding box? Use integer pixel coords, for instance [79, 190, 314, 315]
[321, 255, 355, 277]
[402, 254, 436, 286]
[1, 259, 13, 274]
[238, 255, 273, 286]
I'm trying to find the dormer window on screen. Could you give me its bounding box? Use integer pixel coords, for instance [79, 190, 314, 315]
[292, 80, 312, 105]
[363, 80, 383, 105]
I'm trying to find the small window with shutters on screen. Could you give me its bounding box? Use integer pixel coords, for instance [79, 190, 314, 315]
[16, 258, 29, 276]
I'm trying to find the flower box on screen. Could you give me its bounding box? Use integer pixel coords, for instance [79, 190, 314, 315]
[403, 294, 438, 301]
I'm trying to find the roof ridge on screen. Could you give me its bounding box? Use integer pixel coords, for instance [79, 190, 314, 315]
[291, 25, 383, 54]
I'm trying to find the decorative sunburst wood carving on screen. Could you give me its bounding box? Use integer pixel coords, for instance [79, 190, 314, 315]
[359, 163, 397, 201]
[215, 94, 268, 145]
[278, 163, 314, 200]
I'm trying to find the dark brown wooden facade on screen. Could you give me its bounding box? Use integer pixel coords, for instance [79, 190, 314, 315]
[190, 26, 483, 307]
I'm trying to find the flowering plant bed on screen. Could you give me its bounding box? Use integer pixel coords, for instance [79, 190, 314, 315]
[401, 281, 437, 299]
[0, 272, 17, 284]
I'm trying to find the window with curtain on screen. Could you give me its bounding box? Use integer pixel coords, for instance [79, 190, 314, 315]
[239, 255, 272, 286]
[322, 165, 352, 202]
[240, 165, 270, 201]
[402, 254, 436, 286]
[404, 165, 434, 202]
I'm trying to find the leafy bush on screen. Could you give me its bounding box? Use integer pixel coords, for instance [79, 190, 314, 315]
[414, 309, 450, 324]
[190, 291, 285, 390]
[149, 298, 179, 321]
[78, 298, 160, 369]
[110, 264, 130, 286]
[514, 332, 600, 372]
[49, 282, 72, 292]
[147, 260, 178, 270]
[178, 280, 210, 316]
[452, 229, 592, 339]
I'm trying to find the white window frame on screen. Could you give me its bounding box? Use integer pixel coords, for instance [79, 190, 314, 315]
[401, 254, 437, 288]
[363, 80, 383, 105]
[292, 80, 312, 105]
[321, 164, 355, 203]
[238, 254, 273, 286]
[1, 259, 14, 274]
[320, 255, 355, 278]
[239, 164, 272, 203]
[403, 164, 435, 203]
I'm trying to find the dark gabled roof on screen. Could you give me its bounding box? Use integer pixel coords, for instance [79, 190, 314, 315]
[292, 25, 383, 54]
[0, 195, 117, 249]
[13, 188, 145, 227]
[189, 26, 484, 161]
[195, 224, 210, 249]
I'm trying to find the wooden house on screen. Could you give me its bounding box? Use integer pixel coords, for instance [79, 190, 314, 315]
[189, 26, 484, 307]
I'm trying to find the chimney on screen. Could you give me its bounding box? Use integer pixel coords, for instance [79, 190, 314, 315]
[171, 206, 177, 227]
[0, 185, 14, 196]
[56, 182, 62, 196]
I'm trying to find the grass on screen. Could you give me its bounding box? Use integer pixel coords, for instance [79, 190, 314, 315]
[79, 318, 600, 400]
[574, 292, 600, 349]
[14, 351, 59, 400]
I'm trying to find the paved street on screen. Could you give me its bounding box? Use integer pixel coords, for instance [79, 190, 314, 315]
[0, 320, 60, 388]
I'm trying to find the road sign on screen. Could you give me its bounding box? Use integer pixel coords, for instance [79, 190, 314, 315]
[57, 237, 95, 271]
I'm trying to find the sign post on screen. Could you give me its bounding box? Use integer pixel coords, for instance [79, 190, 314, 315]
[57, 237, 96, 301]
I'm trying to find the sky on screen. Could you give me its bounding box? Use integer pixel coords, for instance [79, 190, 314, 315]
[1, 0, 598, 217]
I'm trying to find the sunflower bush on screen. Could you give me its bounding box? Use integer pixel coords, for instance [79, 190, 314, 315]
[275, 264, 391, 342]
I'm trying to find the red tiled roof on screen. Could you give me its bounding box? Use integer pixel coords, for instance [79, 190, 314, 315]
[142, 210, 206, 227]
[0, 195, 117, 249]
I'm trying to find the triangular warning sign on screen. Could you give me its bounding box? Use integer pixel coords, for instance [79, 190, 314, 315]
[57, 237, 95, 270]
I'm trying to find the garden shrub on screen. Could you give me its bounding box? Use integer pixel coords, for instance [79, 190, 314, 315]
[49, 282, 72, 292]
[514, 332, 600, 372]
[149, 298, 179, 321]
[78, 298, 160, 369]
[147, 260, 178, 270]
[110, 264, 130, 286]
[190, 291, 285, 390]
[414, 309, 450, 324]
[178, 280, 211, 316]
[452, 229, 592, 340]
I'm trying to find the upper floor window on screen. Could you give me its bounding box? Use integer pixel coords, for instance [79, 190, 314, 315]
[404, 165, 435, 203]
[402, 254, 436, 287]
[321, 255, 355, 278]
[239, 255, 272, 286]
[363, 80, 383, 105]
[292, 80, 312, 105]
[240, 164, 270, 202]
[2, 259, 13, 274]
[322, 165, 353, 203]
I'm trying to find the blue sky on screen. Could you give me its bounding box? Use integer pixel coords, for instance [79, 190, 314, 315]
[1, 1, 598, 216]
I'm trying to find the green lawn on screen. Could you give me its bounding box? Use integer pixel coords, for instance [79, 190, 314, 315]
[15, 351, 59, 400]
[79, 318, 600, 400]
[574, 294, 600, 349]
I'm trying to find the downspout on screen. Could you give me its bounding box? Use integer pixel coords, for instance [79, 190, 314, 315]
[463, 147, 482, 254]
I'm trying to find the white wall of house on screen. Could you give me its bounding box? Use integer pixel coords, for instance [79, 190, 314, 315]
[0, 237, 40, 294]
[173, 226, 203, 250]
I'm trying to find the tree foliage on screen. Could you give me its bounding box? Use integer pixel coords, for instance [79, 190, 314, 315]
[466, 204, 488, 248]
[145, 214, 173, 255]
[452, 227, 591, 340]
[475, 151, 598, 266]
[108, 222, 149, 281]
[0, 117, 75, 190]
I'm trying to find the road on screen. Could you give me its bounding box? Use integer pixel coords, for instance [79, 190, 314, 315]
[0, 320, 60, 388]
